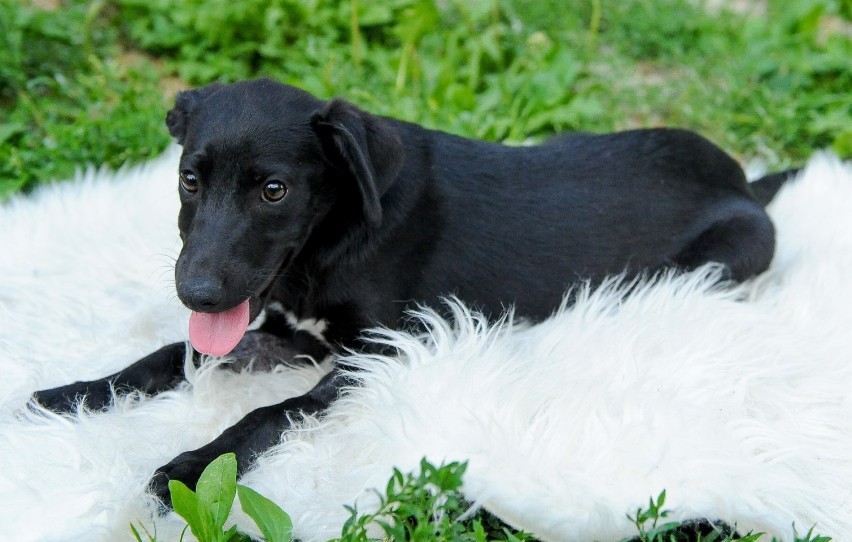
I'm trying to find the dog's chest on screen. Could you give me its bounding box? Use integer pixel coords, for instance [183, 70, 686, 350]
[261, 300, 329, 343]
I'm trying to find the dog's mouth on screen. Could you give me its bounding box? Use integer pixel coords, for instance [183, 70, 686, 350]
[184, 254, 291, 357]
[188, 300, 251, 357]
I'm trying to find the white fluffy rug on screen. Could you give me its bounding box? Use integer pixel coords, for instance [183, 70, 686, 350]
[1, 148, 851, 542]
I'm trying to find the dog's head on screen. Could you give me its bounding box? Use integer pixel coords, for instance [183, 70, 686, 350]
[165, 78, 403, 355]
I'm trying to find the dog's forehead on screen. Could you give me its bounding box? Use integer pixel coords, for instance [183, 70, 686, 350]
[191, 105, 310, 145]
[189, 120, 314, 161]
[198, 80, 320, 130]
[184, 89, 322, 167]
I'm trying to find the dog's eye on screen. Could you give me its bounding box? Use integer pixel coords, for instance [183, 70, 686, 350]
[179, 171, 199, 193]
[261, 181, 288, 202]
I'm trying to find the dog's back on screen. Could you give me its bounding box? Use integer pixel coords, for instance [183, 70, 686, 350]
[351, 122, 774, 321]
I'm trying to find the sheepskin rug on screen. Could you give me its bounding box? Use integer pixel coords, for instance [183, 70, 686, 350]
[1, 148, 851, 542]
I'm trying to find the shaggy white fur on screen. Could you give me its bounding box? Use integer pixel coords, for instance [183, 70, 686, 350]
[0, 149, 850, 542]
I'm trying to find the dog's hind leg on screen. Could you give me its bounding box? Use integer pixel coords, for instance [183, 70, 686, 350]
[672, 199, 776, 282]
[150, 367, 351, 507]
[31, 342, 191, 413]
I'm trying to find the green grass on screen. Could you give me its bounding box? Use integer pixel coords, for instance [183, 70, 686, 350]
[2, 0, 850, 199]
[0, 0, 170, 197]
[133, 455, 831, 542]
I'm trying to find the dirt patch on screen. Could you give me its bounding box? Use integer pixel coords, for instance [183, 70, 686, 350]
[820, 15, 852, 43]
[702, 0, 767, 15]
[29, 0, 60, 10]
[118, 50, 190, 99]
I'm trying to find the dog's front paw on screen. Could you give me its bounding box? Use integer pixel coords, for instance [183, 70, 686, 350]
[31, 381, 113, 413]
[151, 448, 223, 508]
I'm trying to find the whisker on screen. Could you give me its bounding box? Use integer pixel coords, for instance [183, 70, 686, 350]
[154, 252, 178, 265]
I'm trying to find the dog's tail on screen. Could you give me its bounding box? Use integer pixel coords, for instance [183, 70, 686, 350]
[749, 168, 800, 206]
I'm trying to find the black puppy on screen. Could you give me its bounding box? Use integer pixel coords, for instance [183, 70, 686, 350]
[33, 78, 790, 503]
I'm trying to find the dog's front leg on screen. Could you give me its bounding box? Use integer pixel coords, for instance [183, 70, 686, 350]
[30, 320, 327, 413]
[150, 368, 350, 506]
[32, 342, 191, 412]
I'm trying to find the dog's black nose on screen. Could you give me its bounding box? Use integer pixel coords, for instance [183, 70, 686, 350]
[177, 277, 224, 311]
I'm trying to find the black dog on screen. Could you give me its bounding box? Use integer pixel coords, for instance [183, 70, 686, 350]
[33, 78, 792, 504]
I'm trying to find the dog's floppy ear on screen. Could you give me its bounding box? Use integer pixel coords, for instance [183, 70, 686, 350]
[312, 99, 404, 227]
[165, 83, 223, 145]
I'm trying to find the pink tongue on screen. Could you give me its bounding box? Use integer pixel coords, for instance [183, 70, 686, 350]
[188, 300, 250, 357]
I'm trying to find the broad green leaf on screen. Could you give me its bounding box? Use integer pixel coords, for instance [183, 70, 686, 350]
[169, 479, 215, 542]
[221, 524, 239, 541]
[237, 484, 293, 542]
[196, 453, 238, 532]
